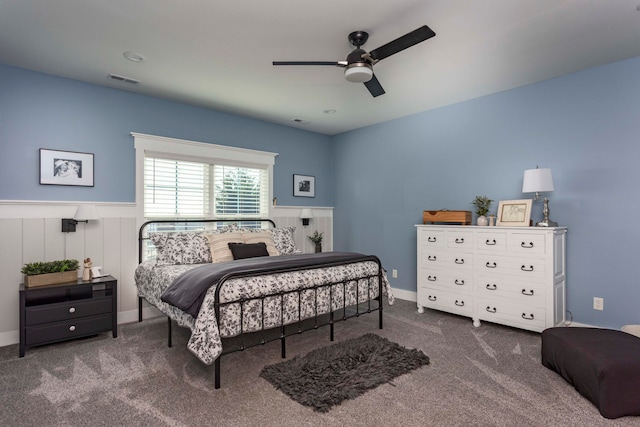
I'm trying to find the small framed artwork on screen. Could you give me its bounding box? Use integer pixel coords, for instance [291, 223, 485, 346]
[496, 199, 533, 227]
[91, 266, 107, 278]
[40, 149, 94, 187]
[293, 174, 315, 198]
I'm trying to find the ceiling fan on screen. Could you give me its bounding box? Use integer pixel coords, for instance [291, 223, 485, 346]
[273, 25, 436, 97]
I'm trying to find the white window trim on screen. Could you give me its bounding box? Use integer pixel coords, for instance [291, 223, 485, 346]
[132, 132, 278, 229]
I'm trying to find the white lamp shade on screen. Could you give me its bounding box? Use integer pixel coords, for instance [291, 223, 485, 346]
[74, 204, 100, 220]
[299, 208, 313, 219]
[522, 168, 554, 193]
[344, 65, 373, 83]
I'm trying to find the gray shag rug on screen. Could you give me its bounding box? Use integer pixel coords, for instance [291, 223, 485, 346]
[259, 333, 430, 412]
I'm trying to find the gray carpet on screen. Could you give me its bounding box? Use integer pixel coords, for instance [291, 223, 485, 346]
[1, 298, 639, 427]
[260, 333, 430, 412]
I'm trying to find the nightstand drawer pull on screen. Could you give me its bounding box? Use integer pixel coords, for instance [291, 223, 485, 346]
[521, 242, 534, 248]
[522, 289, 534, 296]
[427, 275, 437, 281]
[486, 306, 497, 313]
[486, 284, 497, 290]
[455, 238, 464, 244]
[428, 255, 437, 261]
[454, 258, 465, 264]
[455, 300, 464, 307]
[522, 313, 535, 320]
[427, 237, 437, 242]
[485, 262, 497, 268]
[521, 265, 534, 272]
[69, 325, 76, 332]
[485, 239, 496, 245]
[68, 307, 76, 313]
[454, 279, 465, 286]
[428, 295, 436, 301]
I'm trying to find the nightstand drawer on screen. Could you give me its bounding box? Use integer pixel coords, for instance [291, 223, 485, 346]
[25, 314, 113, 346]
[25, 297, 113, 326]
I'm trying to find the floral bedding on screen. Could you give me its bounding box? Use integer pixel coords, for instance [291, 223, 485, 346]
[135, 257, 394, 364]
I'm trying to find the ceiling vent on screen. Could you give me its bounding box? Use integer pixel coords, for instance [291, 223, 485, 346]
[107, 73, 140, 85]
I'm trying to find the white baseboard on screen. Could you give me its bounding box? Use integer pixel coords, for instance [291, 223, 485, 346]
[390, 287, 416, 303]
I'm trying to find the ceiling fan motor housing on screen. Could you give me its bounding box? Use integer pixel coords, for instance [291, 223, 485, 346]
[344, 62, 373, 82]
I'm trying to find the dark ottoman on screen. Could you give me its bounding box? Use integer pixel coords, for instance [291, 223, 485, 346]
[541, 327, 640, 419]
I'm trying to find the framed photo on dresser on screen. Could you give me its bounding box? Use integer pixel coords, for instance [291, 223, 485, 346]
[496, 199, 532, 226]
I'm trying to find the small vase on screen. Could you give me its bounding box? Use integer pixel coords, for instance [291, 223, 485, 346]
[315, 243, 322, 253]
[476, 215, 489, 226]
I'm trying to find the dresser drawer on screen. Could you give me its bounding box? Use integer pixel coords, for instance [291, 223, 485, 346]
[25, 297, 113, 326]
[419, 270, 473, 294]
[475, 255, 546, 280]
[476, 231, 508, 253]
[418, 289, 473, 315]
[418, 229, 445, 249]
[508, 233, 546, 256]
[25, 314, 113, 346]
[476, 275, 545, 306]
[476, 297, 545, 330]
[446, 231, 473, 251]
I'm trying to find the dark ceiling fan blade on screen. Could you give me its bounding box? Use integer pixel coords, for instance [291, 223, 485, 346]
[364, 74, 385, 97]
[272, 61, 343, 66]
[369, 25, 436, 61]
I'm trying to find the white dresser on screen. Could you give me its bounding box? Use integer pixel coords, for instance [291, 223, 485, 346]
[416, 225, 567, 332]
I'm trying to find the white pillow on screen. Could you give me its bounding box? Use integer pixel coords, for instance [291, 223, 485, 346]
[242, 232, 279, 256]
[206, 232, 245, 263]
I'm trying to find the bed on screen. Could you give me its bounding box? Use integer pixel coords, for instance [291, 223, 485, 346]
[135, 218, 394, 388]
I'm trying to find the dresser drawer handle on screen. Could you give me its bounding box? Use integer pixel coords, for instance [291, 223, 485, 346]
[522, 313, 535, 320]
[521, 242, 534, 248]
[486, 306, 497, 313]
[455, 238, 464, 244]
[522, 289, 534, 296]
[486, 284, 497, 290]
[427, 237, 437, 242]
[485, 262, 497, 268]
[68, 307, 76, 314]
[428, 255, 437, 261]
[455, 300, 465, 307]
[521, 265, 534, 272]
[428, 295, 437, 301]
[485, 239, 496, 245]
[454, 258, 465, 264]
[427, 275, 437, 281]
[69, 325, 76, 332]
[454, 279, 465, 286]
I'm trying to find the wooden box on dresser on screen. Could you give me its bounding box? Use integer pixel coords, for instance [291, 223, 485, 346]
[416, 225, 567, 333]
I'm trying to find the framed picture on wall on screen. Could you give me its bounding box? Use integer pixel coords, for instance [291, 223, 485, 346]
[496, 199, 532, 227]
[39, 149, 94, 187]
[293, 174, 315, 197]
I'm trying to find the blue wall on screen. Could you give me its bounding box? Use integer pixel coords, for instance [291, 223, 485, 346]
[2, 55, 639, 329]
[0, 64, 333, 206]
[332, 55, 640, 329]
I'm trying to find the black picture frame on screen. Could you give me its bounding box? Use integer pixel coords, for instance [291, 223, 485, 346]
[293, 174, 315, 198]
[39, 148, 94, 187]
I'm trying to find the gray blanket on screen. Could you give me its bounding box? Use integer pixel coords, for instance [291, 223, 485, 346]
[161, 252, 378, 318]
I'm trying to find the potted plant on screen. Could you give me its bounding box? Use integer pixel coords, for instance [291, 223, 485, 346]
[21, 259, 80, 287]
[471, 195, 493, 226]
[308, 231, 324, 253]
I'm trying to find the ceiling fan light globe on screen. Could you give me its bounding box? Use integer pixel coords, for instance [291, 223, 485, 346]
[344, 64, 373, 83]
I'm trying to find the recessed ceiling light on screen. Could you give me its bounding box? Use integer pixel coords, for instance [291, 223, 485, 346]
[123, 51, 145, 62]
[324, 109, 336, 114]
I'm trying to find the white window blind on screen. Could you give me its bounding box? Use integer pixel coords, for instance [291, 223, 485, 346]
[144, 157, 210, 218]
[214, 165, 269, 218]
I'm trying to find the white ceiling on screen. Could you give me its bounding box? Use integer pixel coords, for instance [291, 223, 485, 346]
[2, 1, 640, 135]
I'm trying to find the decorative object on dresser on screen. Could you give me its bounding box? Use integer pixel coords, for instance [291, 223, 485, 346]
[293, 174, 315, 197]
[308, 230, 323, 253]
[415, 224, 567, 332]
[21, 259, 80, 288]
[260, 333, 430, 412]
[422, 210, 471, 225]
[496, 199, 532, 227]
[471, 195, 493, 226]
[19, 275, 118, 357]
[522, 166, 558, 227]
[39, 148, 94, 187]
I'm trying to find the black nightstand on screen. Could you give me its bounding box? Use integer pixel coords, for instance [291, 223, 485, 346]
[19, 275, 117, 357]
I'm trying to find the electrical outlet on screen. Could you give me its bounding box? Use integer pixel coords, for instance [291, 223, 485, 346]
[392, 269, 398, 279]
[593, 297, 604, 311]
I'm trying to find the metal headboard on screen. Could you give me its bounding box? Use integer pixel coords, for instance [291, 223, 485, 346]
[138, 218, 277, 264]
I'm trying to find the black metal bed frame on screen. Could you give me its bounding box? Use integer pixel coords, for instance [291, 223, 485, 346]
[137, 218, 384, 389]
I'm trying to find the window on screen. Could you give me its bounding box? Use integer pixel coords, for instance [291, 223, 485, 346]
[134, 133, 277, 224]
